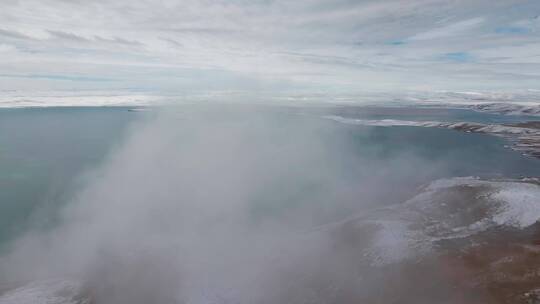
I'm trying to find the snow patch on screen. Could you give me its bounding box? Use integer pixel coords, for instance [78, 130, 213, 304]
[0, 279, 87, 304]
[491, 184, 540, 228]
[364, 220, 431, 266]
[352, 177, 540, 266]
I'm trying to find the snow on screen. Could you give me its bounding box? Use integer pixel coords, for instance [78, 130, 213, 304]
[324, 115, 540, 136]
[491, 183, 540, 228]
[422, 177, 540, 230]
[364, 220, 431, 266]
[355, 177, 540, 266]
[471, 103, 540, 117]
[0, 91, 171, 108]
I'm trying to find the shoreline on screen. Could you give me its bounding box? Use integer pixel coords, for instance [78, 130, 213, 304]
[325, 115, 540, 160]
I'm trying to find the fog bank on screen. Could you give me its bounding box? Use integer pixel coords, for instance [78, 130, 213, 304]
[0, 105, 449, 303]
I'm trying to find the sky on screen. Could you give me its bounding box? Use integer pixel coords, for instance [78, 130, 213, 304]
[1, 0, 540, 101]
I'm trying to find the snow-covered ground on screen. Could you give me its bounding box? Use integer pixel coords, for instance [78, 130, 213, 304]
[1, 90, 539, 109]
[332, 177, 540, 266]
[470, 103, 540, 117]
[0, 91, 174, 108]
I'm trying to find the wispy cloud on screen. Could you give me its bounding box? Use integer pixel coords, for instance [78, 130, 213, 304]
[409, 18, 485, 41]
[47, 30, 90, 42]
[0, 73, 116, 82]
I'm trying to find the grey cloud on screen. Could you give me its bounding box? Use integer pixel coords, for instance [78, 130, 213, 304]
[160, 37, 184, 48]
[165, 27, 240, 35]
[94, 36, 144, 46]
[48, 30, 90, 42]
[0, 28, 34, 40]
[46, 30, 144, 47]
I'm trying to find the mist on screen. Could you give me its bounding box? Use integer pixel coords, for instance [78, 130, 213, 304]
[0, 105, 452, 304]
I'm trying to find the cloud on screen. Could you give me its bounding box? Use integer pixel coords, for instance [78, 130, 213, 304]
[0, 28, 34, 40]
[160, 37, 184, 48]
[0, 0, 539, 95]
[408, 18, 485, 41]
[93, 36, 144, 46]
[0, 43, 17, 52]
[0, 73, 116, 82]
[47, 30, 90, 42]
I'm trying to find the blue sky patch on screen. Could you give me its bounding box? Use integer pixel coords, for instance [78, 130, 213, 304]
[441, 52, 473, 63]
[495, 26, 530, 34]
[386, 40, 405, 46]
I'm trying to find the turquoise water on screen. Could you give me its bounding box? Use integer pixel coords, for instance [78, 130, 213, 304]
[0, 106, 539, 248]
[0, 107, 139, 246]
